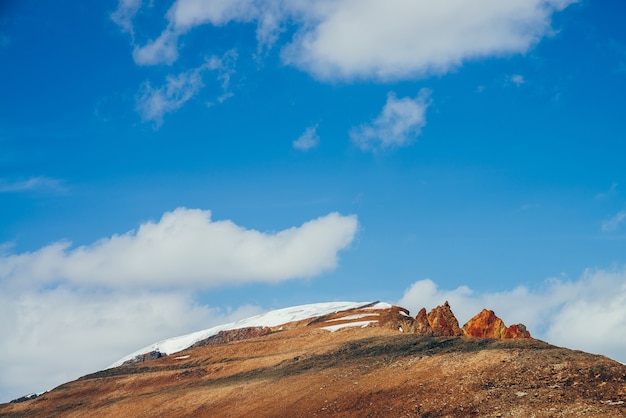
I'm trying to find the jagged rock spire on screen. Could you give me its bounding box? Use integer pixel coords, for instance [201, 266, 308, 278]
[426, 301, 463, 336]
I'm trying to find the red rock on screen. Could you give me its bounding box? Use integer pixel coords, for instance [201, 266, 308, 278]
[427, 301, 463, 336]
[462, 309, 507, 338]
[462, 309, 532, 339]
[374, 305, 420, 334]
[414, 308, 434, 336]
[505, 323, 531, 339]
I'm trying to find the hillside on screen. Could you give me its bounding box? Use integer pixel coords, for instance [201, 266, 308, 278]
[1, 302, 625, 417]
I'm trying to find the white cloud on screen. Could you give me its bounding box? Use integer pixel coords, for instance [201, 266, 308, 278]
[110, 0, 142, 40]
[123, 0, 575, 81]
[167, 0, 258, 30]
[602, 211, 626, 232]
[0, 207, 358, 289]
[0, 287, 262, 402]
[509, 74, 526, 86]
[133, 29, 180, 66]
[350, 89, 431, 151]
[136, 52, 236, 126]
[398, 268, 626, 363]
[283, 0, 576, 81]
[0, 177, 67, 193]
[293, 124, 320, 151]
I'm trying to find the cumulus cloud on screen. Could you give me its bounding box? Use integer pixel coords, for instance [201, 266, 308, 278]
[398, 268, 626, 363]
[283, 0, 576, 80]
[350, 89, 431, 151]
[0, 207, 358, 289]
[0, 287, 262, 402]
[0, 207, 357, 402]
[602, 211, 626, 232]
[136, 52, 236, 126]
[293, 124, 320, 151]
[119, 0, 576, 81]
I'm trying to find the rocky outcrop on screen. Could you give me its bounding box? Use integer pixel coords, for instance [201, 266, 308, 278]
[122, 350, 163, 366]
[461, 309, 532, 339]
[414, 308, 434, 336]
[191, 326, 272, 348]
[122, 302, 531, 368]
[462, 309, 507, 338]
[505, 323, 531, 339]
[9, 393, 41, 404]
[378, 306, 418, 333]
[426, 301, 463, 336]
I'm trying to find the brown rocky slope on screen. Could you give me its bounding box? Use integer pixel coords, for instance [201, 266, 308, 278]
[1, 302, 625, 417]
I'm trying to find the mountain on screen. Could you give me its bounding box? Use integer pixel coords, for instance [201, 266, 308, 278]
[1, 301, 625, 417]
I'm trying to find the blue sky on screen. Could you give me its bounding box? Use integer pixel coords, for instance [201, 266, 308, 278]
[1, 0, 626, 402]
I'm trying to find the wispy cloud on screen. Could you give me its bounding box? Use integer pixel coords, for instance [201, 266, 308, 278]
[293, 125, 320, 151]
[509, 74, 526, 86]
[110, 0, 142, 41]
[136, 51, 236, 127]
[398, 268, 626, 363]
[0, 177, 67, 194]
[596, 182, 618, 199]
[133, 28, 180, 66]
[120, 0, 576, 81]
[350, 89, 431, 151]
[602, 210, 626, 232]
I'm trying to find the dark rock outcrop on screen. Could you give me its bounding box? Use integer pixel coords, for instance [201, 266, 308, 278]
[122, 350, 163, 366]
[9, 393, 41, 404]
[191, 326, 272, 348]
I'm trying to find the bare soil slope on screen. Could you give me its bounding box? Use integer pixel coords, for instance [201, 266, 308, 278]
[1, 305, 625, 417]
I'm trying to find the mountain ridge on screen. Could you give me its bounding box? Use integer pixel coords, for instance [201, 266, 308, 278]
[1, 301, 625, 417]
[111, 300, 532, 368]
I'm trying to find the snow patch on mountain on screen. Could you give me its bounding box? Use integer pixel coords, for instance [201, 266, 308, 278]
[322, 320, 378, 332]
[109, 301, 374, 368]
[364, 302, 393, 310]
[325, 313, 380, 322]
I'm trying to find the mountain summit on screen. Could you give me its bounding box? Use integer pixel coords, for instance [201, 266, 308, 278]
[1, 301, 625, 417]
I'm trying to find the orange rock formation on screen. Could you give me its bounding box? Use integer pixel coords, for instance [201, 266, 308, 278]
[462, 309, 508, 338]
[426, 301, 463, 336]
